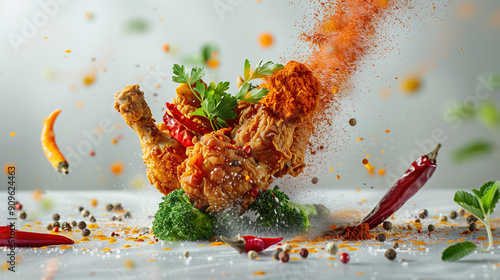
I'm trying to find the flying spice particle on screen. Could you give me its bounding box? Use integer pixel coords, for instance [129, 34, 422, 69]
[258, 32, 274, 48]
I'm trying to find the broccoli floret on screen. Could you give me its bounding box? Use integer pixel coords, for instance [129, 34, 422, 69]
[247, 186, 315, 235]
[152, 189, 215, 241]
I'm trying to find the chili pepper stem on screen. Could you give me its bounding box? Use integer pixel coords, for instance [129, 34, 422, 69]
[426, 143, 442, 163]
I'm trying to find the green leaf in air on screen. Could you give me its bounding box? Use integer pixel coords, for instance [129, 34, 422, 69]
[486, 72, 500, 89]
[452, 140, 494, 163]
[453, 191, 485, 220]
[442, 241, 477, 262]
[126, 19, 149, 33]
[476, 102, 500, 129]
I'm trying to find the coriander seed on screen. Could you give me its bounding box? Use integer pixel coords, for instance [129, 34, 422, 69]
[81, 210, 90, 217]
[279, 251, 289, 263]
[440, 215, 448, 222]
[392, 241, 399, 249]
[311, 177, 319, 184]
[274, 248, 283, 261]
[299, 248, 309, 258]
[418, 209, 428, 219]
[47, 223, 54, 231]
[71, 220, 77, 227]
[449, 210, 458, 219]
[428, 224, 435, 232]
[385, 248, 397, 260]
[377, 233, 386, 242]
[78, 221, 86, 230]
[52, 213, 60, 221]
[326, 242, 339, 255]
[459, 208, 466, 217]
[183, 251, 190, 258]
[468, 222, 477, 232]
[248, 250, 258, 260]
[82, 228, 91, 236]
[18, 211, 27, 219]
[383, 221, 393, 230]
[349, 118, 357, 126]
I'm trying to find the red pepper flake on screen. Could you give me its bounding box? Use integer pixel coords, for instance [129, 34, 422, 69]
[251, 189, 259, 197]
[111, 232, 116, 237]
[243, 145, 252, 153]
[53, 227, 59, 232]
[137, 239, 144, 242]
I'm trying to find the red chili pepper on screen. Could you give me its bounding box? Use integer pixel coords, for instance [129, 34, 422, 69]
[0, 226, 74, 247]
[163, 113, 194, 147]
[165, 103, 211, 134]
[361, 144, 441, 229]
[220, 234, 283, 253]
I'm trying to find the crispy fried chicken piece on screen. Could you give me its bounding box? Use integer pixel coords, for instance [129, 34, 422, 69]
[114, 84, 186, 195]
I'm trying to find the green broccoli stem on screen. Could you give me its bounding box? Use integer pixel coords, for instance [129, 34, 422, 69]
[288, 202, 318, 217]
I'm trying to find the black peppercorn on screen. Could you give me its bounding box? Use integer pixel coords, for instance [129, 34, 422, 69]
[231, 160, 238, 167]
[385, 248, 397, 260]
[53, 222, 60, 228]
[299, 248, 309, 258]
[274, 248, 283, 261]
[18, 211, 27, 220]
[392, 241, 399, 249]
[89, 215, 96, 223]
[47, 223, 54, 231]
[377, 233, 386, 242]
[349, 118, 357, 126]
[71, 220, 77, 227]
[82, 228, 91, 237]
[111, 216, 117, 221]
[311, 177, 319, 184]
[469, 222, 477, 232]
[418, 209, 428, 219]
[459, 208, 466, 217]
[383, 221, 393, 230]
[114, 203, 123, 211]
[279, 251, 290, 263]
[61, 222, 69, 229]
[81, 210, 90, 218]
[428, 224, 435, 232]
[78, 221, 86, 230]
[124, 211, 132, 219]
[467, 215, 478, 224]
[440, 215, 448, 222]
[52, 213, 60, 221]
[78, 206, 84, 212]
[106, 203, 114, 212]
[449, 210, 458, 219]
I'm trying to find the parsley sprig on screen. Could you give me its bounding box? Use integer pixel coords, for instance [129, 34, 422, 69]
[441, 180, 500, 261]
[171, 59, 283, 131]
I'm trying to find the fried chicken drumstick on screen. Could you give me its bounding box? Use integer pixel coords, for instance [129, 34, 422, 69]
[114, 61, 320, 212]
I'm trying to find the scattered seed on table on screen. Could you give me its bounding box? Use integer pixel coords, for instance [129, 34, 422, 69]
[248, 250, 258, 260]
[385, 249, 397, 260]
[383, 221, 393, 230]
[279, 251, 289, 263]
[418, 209, 428, 219]
[61, 222, 68, 228]
[283, 244, 292, 252]
[82, 228, 91, 236]
[459, 208, 466, 217]
[64, 225, 72, 232]
[52, 213, 60, 221]
[183, 251, 190, 258]
[339, 252, 350, 264]
[469, 222, 477, 232]
[428, 224, 435, 232]
[377, 233, 386, 242]
[326, 242, 339, 255]
[392, 241, 399, 249]
[81, 210, 90, 217]
[467, 215, 478, 224]
[440, 215, 448, 222]
[53, 222, 60, 228]
[311, 177, 319, 184]
[106, 203, 114, 212]
[124, 211, 132, 219]
[71, 220, 77, 227]
[18, 211, 27, 219]
[299, 248, 309, 258]
[47, 223, 54, 230]
[78, 206, 84, 212]
[114, 203, 123, 211]
[111, 216, 117, 221]
[274, 248, 283, 261]
[449, 210, 458, 219]
[117, 216, 123, 222]
[89, 215, 96, 223]
[415, 218, 421, 224]
[349, 118, 357, 126]
[78, 221, 87, 230]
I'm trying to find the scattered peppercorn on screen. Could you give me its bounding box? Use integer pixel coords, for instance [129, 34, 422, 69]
[111, 216, 117, 221]
[71, 220, 77, 226]
[283, 244, 292, 252]
[78, 221, 86, 230]
[428, 224, 435, 232]
[89, 215, 96, 223]
[46, 223, 54, 231]
[326, 242, 339, 255]
[53, 222, 60, 228]
[459, 208, 466, 217]
[449, 210, 458, 219]
[52, 213, 60, 221]
[117, 216, 123, 222]
[124, 211, 132, 219]
[383, 221, 393, 230]
[82, 228, 91, 236]
[274, 248, 283, 261]
[418, 209, 428, 219]
[339, 252, 350, 264]
[385, 248, 397, 260]
[469, 222, 477, 232]
[231, 160, 238, 167]
[141, 227, 150, 235]
[415, 218, 421, 224]
[18, 211, 27, 219]
[349, 118, 357, 126]
[64, 225, 72, 232]
[279, 251, 290, 263]
[392, 241, 399, 249]
[81, 210, 90, 217]
[467, 215, 478, 224]
[78, 206, 84, 212]
[111, 232, 116, 237]
[248, 250, 258, 260]
[183, 251, 190, 258]
[114, 203, 123, 211]
[105, 203, 114, 212]
[61, 222, 69, 229]
[311, 177, 318, 184]
[440, 215, 448, 222]
[299, 248, 309, 258]
[377, 233, 386, 242]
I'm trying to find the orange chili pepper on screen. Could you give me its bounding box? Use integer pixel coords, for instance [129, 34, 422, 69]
[41, 109, 68, 174]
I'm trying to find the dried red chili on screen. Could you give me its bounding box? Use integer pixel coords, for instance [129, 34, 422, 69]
[163, 113, 195, 147]
[361, 144, 441, 229]
[0, 226, 74, 247]
[165, 102, 211, 134]
[220, 235, 283, 253]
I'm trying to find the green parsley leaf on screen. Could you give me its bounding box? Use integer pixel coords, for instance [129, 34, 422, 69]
[244, 59, 251, 81]
[243, 59, 284, 82]
[442, 241, 477, 262]
[453, 191, 485, 220]
[452, 140, 493, 163]
[172, 64, 190, 84]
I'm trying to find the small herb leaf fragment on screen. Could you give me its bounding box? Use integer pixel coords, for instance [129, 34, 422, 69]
[453, 191, 484, 220]
[479, 181, 500, 214]
[442, 241, 477, 262]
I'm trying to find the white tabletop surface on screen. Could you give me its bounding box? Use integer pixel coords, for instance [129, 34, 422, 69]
[1, 189, 499, 280]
